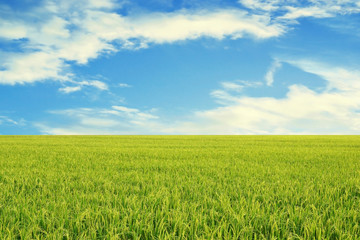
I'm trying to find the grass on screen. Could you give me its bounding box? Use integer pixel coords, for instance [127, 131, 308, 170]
[0, 135, 360, 239]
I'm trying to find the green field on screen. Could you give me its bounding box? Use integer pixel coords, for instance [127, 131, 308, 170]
[1, 136, 360, 239]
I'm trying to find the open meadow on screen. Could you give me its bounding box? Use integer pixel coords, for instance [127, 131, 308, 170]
[0, 136, 360, 239]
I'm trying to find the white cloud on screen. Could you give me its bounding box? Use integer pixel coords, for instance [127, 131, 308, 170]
[119, 83, 131, 88]
[87, 0, 117, 9]
[265, 59, 282, 86]
[0, 20, 28, 39]
[239, 0, 360, 19]
[212, 80, 262, 104]
[59, 86, 82, 94]
[0, 1, 285, 86]
[112, 106, 158, 120]
[0, 52, 69, 85]
[285, 59, 360, 91]
[37, 106, 160, 134]
[1, 0, 358, 86]
[0, 1, 117, 85]
[38, 59, 360, 134]
[39, 59, 360, 135]
[79, 80, 109, 90]
[199, 86, 360, 134]
[280, 6, 334, 19]
[59, 80, 108, 93]
[210, 90, 240, 105]
[221, 82, 244, 92]
[239, 0, 282, 11]
[56, 34, 115, 65]
[120, 10, 284, 43]
[41, 16, 70, 38]
[112, 106, 139, 113]
[0, 116, 25, 126]
[81, 8, 285, 46]
[179, 60, 360, 134]
[80, 118, 119, 127]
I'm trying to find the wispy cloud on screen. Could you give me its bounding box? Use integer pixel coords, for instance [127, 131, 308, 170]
[239, 0, 281, 11]
[59, 86, 82, 94]
[212, 80, 262, 104]
[280, 6, 334, 20]
[118, 83, 132, 88]
[221, 82, 244, 92]
[37, 106, 160, 134]
[80, 80, 108, 91]
[239, 0, 360, 19]
[210, 90, 240, 105]
[0, 116, 25, 126]
[285, 59, 360, 91]
[59, 80, 108, 94]
[265, 59, 282, 86]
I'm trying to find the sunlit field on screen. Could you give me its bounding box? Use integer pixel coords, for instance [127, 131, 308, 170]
[1, 136, 360, 239]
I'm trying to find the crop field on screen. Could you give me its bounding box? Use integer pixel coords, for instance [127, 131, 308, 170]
[0, 136, 360, 239]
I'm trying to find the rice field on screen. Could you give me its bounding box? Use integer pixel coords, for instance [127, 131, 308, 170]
[0, 135, 360, 239]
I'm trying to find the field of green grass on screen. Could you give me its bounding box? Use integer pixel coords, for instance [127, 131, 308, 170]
[0, 136, 360, 239]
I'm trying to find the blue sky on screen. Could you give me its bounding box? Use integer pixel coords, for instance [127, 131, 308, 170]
[0, 0, 360, 134]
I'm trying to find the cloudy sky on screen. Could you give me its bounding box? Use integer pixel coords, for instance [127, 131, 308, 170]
[0, 0, 360, 134]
